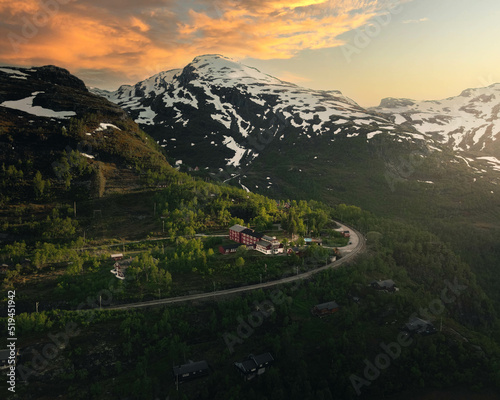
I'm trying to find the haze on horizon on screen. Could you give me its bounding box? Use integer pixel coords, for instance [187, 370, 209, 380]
[0, 0, 498, 107]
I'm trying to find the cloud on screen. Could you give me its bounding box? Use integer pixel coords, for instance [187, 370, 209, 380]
[402, 17, 429, 24]
[0, 0, 415, 87]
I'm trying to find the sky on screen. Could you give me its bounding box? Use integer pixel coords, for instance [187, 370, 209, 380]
[0, 0, 499, 107]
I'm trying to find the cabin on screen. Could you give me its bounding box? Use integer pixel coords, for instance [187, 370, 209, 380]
[110, 253, 123, 261]
[311, 301, 340, 317]
[234, 353, 274, 381]
[219, 244, 241, 255]
[173, 360, 209, 383]
[287, 247, 302, 255]
[402, 317, 437, 335]
[371, 279, 398, 292]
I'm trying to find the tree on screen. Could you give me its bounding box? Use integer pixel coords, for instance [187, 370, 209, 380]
[92, 163, 106, 198]
[33, 170, 45, 199]
[236, 245, 247, 257]
[235, 257, 245, 268]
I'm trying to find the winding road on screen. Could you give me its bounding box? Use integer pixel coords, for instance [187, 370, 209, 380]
[103, 222, 365, 311]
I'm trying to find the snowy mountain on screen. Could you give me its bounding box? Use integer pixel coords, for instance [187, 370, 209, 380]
[93, 55, 427, 171]
[372, 84, 500, 170]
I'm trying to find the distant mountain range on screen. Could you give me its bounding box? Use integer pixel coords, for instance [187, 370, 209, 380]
[92, 55, 500, 180]
[92, 54, 429, 173]
[372, 85, 500, 172]
[2, 57, 500, 221]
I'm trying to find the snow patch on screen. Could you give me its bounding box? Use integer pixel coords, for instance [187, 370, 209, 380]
[0, 92, 76, 119]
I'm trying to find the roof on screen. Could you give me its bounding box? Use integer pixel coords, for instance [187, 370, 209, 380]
[256, 240, 271, 248]
[314, 301, 340, 311]
[252, 353, 274, 366]
[230, 224, 247, 233]
[235, 353, 274, 373]
[405, 317, 433, 331]
[242, 229, 263, 239]
[262, 235, 276, 242]
[173, 360, 209, 376]
[372, 279, 395, 288]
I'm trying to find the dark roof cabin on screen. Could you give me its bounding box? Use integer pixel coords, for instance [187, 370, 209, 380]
[371, 279, 397, 292]
[219, 244, 241, 255]
[234, 353, 274, 381]
[312, 301, 340, 317]
[403, 317, 436, 335]
[173, 360, 209, 383]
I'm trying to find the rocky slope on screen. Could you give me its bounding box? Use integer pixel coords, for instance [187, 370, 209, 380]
[0, 65, 171, 203]
[93, 54, 429, 172]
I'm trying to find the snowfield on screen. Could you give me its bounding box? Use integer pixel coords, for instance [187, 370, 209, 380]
[0, 92, 76, 119]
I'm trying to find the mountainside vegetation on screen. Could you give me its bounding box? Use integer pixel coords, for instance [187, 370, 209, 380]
[1, 65, 500, 400]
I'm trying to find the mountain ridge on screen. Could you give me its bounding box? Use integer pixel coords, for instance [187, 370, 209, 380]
[91, 54, 432, 176]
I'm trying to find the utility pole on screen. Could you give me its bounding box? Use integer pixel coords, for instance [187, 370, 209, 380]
[36, 302, 39, 313]
[99, 295, 101, 310]
[74, 201, 76, 218]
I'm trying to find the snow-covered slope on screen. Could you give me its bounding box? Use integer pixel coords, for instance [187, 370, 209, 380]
[372, 84, 500, 153]
[93, 54, 426, 170]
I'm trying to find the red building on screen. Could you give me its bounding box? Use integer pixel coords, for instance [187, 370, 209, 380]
[229, 225, 247, 243]
[229, 225, 263, 246]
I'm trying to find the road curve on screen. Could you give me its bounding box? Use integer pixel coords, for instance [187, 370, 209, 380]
[103, 222, 365, 311]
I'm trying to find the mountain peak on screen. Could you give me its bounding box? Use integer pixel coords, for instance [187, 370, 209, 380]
[182, 54, 284, 86]
[377, 97, 416, 109]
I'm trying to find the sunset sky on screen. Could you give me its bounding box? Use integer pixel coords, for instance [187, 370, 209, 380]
[1, 0, 499, 106]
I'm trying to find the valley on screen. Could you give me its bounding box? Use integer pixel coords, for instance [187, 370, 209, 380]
[0, 60, 500, 400]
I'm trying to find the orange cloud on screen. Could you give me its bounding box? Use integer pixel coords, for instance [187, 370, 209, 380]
[0, 0, 413, 86]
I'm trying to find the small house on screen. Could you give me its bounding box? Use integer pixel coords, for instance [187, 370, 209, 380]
[311, 301, 340, 317]
[219, 244, 241, 255]
[234, 353, 274, 381]
[287, 247, 302, 255]
[402, 317, 437, 335]
[173, 360, 209, 383]
[110, 253, 123, 261]
[371, 279, 398, 292]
